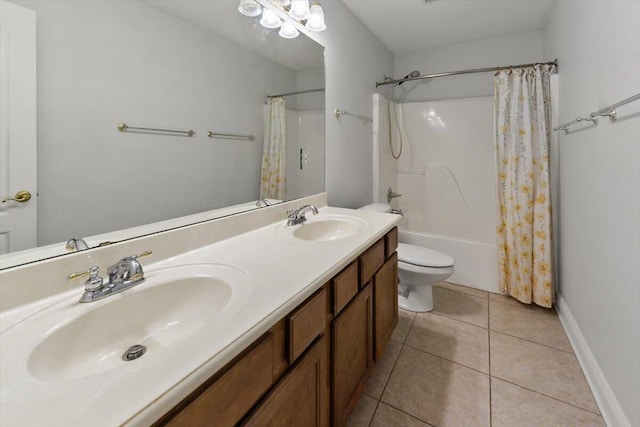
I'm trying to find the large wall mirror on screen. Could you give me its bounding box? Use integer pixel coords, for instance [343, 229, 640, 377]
[0, 0, 325, 269]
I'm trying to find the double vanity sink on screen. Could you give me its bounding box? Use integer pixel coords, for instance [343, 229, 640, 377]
[0, 205, 399, 426]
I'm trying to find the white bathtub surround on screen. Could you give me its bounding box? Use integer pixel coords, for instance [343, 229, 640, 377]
[373, 96, 498, 292]
[260, 96, 287, 199]
[0, 194, 400, 426]
[494, 65, 554, 308]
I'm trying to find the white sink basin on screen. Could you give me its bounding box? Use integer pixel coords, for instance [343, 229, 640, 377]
[5, 264, 250, 382]
[285, 215, 367, 242]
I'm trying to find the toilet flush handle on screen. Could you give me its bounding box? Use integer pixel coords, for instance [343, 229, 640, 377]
[387, 187, 402, 203]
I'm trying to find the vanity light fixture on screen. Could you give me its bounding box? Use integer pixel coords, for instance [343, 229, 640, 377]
[237, 0, 326, 39]
[288, 0, 310, 20]
[260, 8, 282, 29]
[238, 0, 262, 17]
[305, 1, 326, 32]
[279, 21, 299, 39]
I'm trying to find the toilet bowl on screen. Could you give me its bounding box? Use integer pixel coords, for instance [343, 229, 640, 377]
[397, 243, 454, 312]
[358, 203, 455, 312]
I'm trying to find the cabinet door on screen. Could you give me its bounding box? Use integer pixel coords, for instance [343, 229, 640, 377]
[332, 284, 373, 427]
[243, 335, 329, 427]
[374, 253, 398, 360]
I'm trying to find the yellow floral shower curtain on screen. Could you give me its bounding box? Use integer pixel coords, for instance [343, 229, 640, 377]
[260, 96, 286, 199]
[494, 64, 554, 308]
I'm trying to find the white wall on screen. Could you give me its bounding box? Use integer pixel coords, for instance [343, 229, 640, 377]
[305, 1, 394, 208]
[544, 2, 640, 426]
[16, 0, 298, 245]
[394, 31, 544, 101]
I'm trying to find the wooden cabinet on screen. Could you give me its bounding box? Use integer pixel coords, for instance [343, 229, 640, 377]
[160, 334, 275, 427]
[373, 253, 398, 360]
[359, 238, 385, 286]
[243, 335, 329, 427]
[332, 284, 373, 427]
[332, 261, 359, 316]
[156, 228, 398, 427]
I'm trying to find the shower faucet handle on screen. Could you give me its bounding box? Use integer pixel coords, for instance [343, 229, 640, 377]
[387, 187, 402, 203]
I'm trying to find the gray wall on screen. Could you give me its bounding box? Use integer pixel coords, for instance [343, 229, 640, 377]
[306, 1, 394, 209]
[544, 2, 640, 426]
[18, 0, 298, 245]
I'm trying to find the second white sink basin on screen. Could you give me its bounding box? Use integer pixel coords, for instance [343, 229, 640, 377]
[289, 215, 367, 242]
[20, 264, 250, 382]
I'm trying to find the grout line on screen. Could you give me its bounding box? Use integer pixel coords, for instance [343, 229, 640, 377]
[492, 376, 604, 417]
[489, 329, 575, 355]
[427, 310, 488, 330]
[366, 398, 381, 427]
[378, 400, 436, 427]
[403, 342, 490, 377]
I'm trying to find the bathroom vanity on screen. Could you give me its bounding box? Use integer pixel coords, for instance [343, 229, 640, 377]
[156, 226, 398, 426]
[0, 194, 400, 426]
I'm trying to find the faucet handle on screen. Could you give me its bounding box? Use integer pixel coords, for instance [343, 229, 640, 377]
[130, 250, 152, 260]
[67, 266, 104, 292]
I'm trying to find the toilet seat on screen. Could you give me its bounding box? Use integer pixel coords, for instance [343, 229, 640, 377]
[397, 243, 454, 268]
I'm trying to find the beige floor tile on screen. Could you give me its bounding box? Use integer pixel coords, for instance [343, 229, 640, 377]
[365, 340, 402, 399]
[406, 312, 489, 373]
[346, 394, 378, 427]
[390, 309, 416, 344]
[490, 299, 572, 352]
[435, 282, 488, 299]
[490, 332, 599, 413]
[432, 287, 489, 328]
[489, 292, 524, 307]
[382, 346, 490, 427]
[370, 403, 433, 427]
[491, 378, 605, 427]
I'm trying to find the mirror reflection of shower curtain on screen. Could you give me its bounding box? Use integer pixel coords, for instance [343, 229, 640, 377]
[260, 96, 286, 199]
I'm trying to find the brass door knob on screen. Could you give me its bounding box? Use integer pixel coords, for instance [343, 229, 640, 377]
[1, 190, 32, 203]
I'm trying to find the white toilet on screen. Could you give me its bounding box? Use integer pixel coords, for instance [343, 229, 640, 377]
[359, 203, 455, 312]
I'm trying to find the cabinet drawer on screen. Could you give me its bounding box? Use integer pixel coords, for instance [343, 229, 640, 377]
[288, 288, 327, 364]
[332, 261, 358, 315]
[385, 227, 398, 259]
[164, 334, 274, 427]
[359, 238, 385, 286]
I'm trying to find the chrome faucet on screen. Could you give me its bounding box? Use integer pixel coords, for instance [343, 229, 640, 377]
[287, 204, 319, 226]
[66, 238, 89, 251]
[67, 250, 152, 303]
[387, 187, 402, 203]
[256, 199, 271, 207]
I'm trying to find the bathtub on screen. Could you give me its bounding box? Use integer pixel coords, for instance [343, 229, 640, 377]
[398, 229, 498, 293]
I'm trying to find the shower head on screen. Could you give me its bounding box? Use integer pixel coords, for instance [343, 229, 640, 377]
[394, 70, 421, 87]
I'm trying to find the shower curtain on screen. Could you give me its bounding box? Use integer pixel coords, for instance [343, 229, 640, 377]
[260, 96, 286, 200]
[494, 64, 554, 308]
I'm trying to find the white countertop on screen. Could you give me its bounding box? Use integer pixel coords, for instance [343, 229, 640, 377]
[0, 206, 399, 426]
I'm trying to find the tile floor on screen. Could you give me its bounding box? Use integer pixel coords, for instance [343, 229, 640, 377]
[348, 282, 605, 427]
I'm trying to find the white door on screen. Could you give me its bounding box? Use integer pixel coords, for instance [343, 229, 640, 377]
[0, 0, 37, 254]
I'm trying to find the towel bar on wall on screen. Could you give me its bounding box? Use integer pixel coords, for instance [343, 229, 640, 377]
[117, 123, 195, 137]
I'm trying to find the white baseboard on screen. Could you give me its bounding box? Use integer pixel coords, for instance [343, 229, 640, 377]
[555, 294, 630, 427]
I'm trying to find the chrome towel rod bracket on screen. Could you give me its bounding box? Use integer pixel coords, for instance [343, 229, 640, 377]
[117, 123, 195, 137]
[207, 131, 255, 141]
[334, 108, 372, 124]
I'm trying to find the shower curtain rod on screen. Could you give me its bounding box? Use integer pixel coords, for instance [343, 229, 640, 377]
[375, 59, 558, 87]
[267, 88, 325, 98]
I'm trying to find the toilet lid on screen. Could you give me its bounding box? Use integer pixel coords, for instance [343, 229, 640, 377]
[398, 243, 454, 268]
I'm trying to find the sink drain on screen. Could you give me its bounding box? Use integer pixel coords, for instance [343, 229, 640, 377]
[122, 344, 146, 361]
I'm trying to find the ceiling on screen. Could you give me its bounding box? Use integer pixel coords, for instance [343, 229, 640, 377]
[342, 0, 555, 55]
[142, 0, 324, 71]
